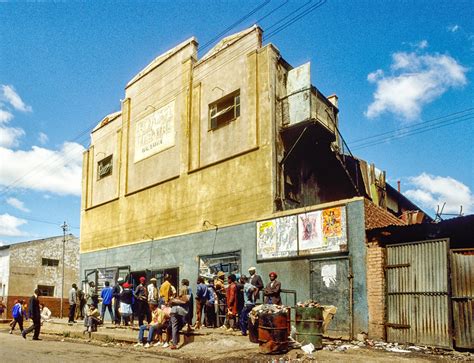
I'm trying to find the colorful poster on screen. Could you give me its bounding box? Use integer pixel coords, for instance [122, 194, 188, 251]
[134, 100, 175, 163]
[298, 211, 323, 252]
[257, 215, 297, 260]
[298, 206, 347, 255]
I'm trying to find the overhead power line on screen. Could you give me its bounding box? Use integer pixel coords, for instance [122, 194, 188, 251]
[0, 1, 326, 199]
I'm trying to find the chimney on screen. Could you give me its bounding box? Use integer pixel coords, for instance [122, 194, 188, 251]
[328, 94, 338, 108]
[397, 180, 401, 193]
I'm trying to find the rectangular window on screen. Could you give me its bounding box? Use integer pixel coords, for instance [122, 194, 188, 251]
[209, 90, 240, 130]
[42, 258, 59, 267]
[97, 154, 113, 180]
[37, 285, 55, 297]
[199, 251, 241, 278]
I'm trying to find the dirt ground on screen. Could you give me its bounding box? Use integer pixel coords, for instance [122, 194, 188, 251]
[0, 321, 471, 362]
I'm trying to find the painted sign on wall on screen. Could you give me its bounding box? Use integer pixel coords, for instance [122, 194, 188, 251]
[298, 206, 347, 255]
[134, 100, 175, 163]
[257, 215, 298, 260]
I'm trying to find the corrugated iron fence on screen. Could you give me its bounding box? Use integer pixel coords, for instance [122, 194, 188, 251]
[386, 239, 452, 348]
[451, 249, 474, 349]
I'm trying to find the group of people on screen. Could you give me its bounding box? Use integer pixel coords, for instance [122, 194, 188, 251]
[7, 289, 45, 340]
[6, 266, 281, 349]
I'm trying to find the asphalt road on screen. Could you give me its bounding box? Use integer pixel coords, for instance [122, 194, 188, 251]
[0, 332, 178, 363]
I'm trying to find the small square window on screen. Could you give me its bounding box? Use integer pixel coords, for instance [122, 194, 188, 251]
[209, 90, 240, 130]
[37, 285, 55, 297]
[42, 258, 59, 267]
[97, 154, 113, 180]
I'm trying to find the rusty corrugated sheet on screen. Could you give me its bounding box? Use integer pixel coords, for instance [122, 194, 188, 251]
[451, 250, 474, 349]
[386, 239, 451, 348]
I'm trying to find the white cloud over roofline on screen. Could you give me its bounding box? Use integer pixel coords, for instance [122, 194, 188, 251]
[365, 51, 468, 121]
[404, 173, 474, 215]
[0, 213, 28, 237]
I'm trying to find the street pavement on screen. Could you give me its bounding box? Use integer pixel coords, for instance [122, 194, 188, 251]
[0, 319, 468, 362]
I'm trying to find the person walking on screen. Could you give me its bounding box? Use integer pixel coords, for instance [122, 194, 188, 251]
[248, 267, 264, 301]
[194, 276, 208, 329]
[263, 272, 282, 305]
[68, 283, 77, 324]
[22, 289, 41, 340]
[100, 281, 114, 323]
[9, 299, 26, 334]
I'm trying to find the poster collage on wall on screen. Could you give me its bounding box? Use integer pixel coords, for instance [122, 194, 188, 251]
[256, 206, 347, 260]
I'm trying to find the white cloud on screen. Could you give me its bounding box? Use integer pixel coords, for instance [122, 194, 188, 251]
[447, 25, 460, 33]
[0, 213, 28, 237]
[0, 126, 25, 148]
[0, 109, 13, 123]
[1, 85, 32, 112]
[0, 141, 85, 196]
[38, 132, 49, 145]
[365, 51, 468, 121]
[6, 197, 30, 213]
[404, 173, 474, 215]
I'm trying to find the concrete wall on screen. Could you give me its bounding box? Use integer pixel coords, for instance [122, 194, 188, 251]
[8, 235, 80, 298]
[81, 198, 369, 337]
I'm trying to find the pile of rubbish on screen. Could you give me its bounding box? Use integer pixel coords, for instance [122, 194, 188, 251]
[249, 304, 290, 324]
[296, 300, 322, 308]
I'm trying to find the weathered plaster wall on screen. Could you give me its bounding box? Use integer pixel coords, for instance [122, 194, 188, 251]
[80, 28, 277, 254]
[8, 235, 80, 298]
[347, 199, 369, 335]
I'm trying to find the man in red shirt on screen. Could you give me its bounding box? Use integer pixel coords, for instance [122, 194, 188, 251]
[225, 274, 238, 331]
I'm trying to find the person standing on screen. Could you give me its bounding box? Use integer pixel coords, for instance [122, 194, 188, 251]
[248, 267, 264, 301]
[120, 282, 133, 326]
[22, 289, 41, 340]
[86, 281, 99, 307]
[240, 275, 256, 336]
[194, 276, 208, 329]
[225, 274, 238, 331]
[68, 283, 77, 324]
[168, 286, 190, 349]
[100, 281, 114, 323]
[214, 271, 227, 328]
[263, 272, 282, 305]
[134, 276, 149, 326]
[181, 279, 193, 330]
[113, 277, 124, 325]
[75, 287, 85, 320]
[159, 274, 173, 305]
[205, 282, 216, 328]
[10, 299, 26, 334]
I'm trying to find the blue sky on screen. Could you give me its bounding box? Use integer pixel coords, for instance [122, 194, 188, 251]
[0, 0, 473, 244]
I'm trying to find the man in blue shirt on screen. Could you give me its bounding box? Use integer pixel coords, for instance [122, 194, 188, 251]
[194, 276, 208, 329]
[100, 281, 114, 323]
[239, 275, 256, 336]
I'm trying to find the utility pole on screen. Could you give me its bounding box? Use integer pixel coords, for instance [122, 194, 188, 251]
[60, 221, 68, 319]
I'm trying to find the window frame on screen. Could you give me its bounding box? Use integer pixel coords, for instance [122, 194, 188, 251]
[97, 154, 113, 180]
[208, 90, 241, 130]
[37, 285, 55, 297]
[42, 258, 59, 267]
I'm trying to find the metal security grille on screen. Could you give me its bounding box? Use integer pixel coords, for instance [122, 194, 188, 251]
[451, 249, 474, 349]
[386, 239, 452, 348]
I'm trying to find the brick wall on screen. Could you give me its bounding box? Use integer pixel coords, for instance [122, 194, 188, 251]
[5, 295, 70, 319]
[366, 240, 386, 340]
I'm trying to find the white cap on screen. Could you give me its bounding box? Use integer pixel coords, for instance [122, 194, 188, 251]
[248, 266, 256, 271]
